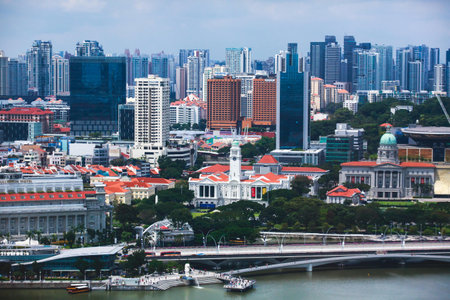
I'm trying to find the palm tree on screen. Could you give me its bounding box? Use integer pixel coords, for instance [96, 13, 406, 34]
[26, 231, 35, 245]
[35, 230, 42, 244]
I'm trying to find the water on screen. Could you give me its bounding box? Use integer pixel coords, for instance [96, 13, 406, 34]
[1, 267, 449, 300]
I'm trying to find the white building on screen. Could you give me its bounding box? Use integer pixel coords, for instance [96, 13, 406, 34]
[131, 75, 170, 167]
[51, 55, 70, 96]
[343, 96, 359, 114]
[169, 94, 206, 125]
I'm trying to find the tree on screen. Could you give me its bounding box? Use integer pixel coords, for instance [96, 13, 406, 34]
[110, 158, 126, 166]
[255, 137, 275, 155]
[91, 257, 104, 278]
[343, 182, 371, 192]
[65, 230, 76, 248]
[147, 259, 164, 274]
[169, 208, 193, 228]
[241, 143, 258, 159]
[115, 204, 138, 225]
[333, 108, 354, 123]
[124, 250, 146, 276]
[291, 176, 312, 195]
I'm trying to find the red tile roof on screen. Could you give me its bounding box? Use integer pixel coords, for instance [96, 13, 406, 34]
[257, 155, 279, 164]
[281, 167, 327, 173]
[341, 161, 378, 167]
[400, 162, 435, 168]
[327, 185, 361, 198]
[0, 191, 90, 202]
[0, 107, 53, 115]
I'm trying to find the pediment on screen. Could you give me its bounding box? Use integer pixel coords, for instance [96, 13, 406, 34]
[375, 163, 401, 169]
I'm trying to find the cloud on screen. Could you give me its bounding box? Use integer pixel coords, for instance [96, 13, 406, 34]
[59, 0, 106, 13]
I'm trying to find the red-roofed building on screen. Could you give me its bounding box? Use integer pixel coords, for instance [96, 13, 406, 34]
[0, 107, 54, 133]
[326, 185, 364, 205]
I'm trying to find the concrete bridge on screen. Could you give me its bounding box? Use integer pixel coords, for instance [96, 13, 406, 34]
[227, 253, 450, 275]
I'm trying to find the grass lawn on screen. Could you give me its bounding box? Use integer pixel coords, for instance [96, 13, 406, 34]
[376, 201, 416, 207]
[192, 212, 207, 218]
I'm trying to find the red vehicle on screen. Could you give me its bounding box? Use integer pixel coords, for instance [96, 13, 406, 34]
[160, 251, 181, 257]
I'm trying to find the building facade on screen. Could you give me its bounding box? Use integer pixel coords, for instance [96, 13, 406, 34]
[27, 40, 52, 96]
[252, 77, 276, 125]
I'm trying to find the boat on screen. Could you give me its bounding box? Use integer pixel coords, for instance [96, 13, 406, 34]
[66, 283, 91, 294]
[223, 278, 255, 292]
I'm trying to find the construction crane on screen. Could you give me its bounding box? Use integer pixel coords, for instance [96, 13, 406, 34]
[435, 94, 450, 125]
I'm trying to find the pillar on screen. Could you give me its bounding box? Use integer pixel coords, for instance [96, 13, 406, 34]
[46, 216, 49, 234]
[306, 264, 313, 272]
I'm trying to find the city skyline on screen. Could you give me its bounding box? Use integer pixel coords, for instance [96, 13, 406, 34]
[0, 0, 449, 60]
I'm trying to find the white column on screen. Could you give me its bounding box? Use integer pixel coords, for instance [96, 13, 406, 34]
[46, 216, 49, 234]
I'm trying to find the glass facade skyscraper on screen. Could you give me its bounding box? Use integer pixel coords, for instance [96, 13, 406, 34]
[27, 40, 52, 96]
[69, 56, 126, 136]
[276, 43, 309, 150]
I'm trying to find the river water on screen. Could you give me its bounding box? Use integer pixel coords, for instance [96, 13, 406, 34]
[1, 267, 449, 300]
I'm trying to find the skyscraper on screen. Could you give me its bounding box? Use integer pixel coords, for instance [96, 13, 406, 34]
[396, 47, 413, 90]
[372, 45, 394, 83]
[0, 51, 8, 96]
[27, 40, 52, 96]
[207, 75, 241, 130]
[412, 45, 429, 90]
[310, 42, 325, 79]
[324, 43, 341, 84]
[236, 73, 255, 118]
[132, 75, 170, 166]
[343, 36, 357, 84]
[125, 49, 149, 86]
[51, 55, 70, 96]
[75, 40, 104, 57]
[8, 58, 28, 96]
[276, 43, 308, 150]
[179, 49, 210, 68]
[186, 50, 207, 97]
[69, 55, 126, 136]
[433, 64, 445, 92]
[408, 60, 423, 92]
[353, 49, 378, 91]
[252, 76, 276, 126]
[446, 49, 450, 95]
[429, 48, 440, 90]
[202, 65, 229, 103]
[240, 47, 253, 73]
[151, 52, 169, 78]
[176, 66, 187, 99]
[226, 48, 242, 75]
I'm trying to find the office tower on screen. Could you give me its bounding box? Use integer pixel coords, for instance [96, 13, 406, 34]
[236, 73, 255, 118]
[51, 55, 70, 96]
[186, 50, 207, 97]
[310, 77, 324, 112]
[276, 43, 308, 150]
[447, 49, 450, 95]
[373, 45, 394, 83]
[8, 58, 28, 96]
[75, 40, 104, 56]
[0, 51, 8, 96]
[396, 47, 413, 90]
[343, 36, 357, 84]
[408, 60, 423, 92]
[310, 42, 325, 79]
[179, 49, 210, 68]
[275, 50, 288, 73]
[69, 55, 126, 136]
[118, 103, 135, 141]
[429, 48, 440, 90]
[226, 48, 242, 74]
[255, 57, 275, 74]
[151, 52, 168, 78]
[353, 49, 378, 91]
[433, 64, 445, 92]
[241, 47, 253, 73]
[252, 76, 276, 125]
[411, 45, 429, 90]
[207, 75, 241, 130]
[202, 65, 228, 103]
[132, 75, 170, 166]
[325, 35, 336, 44]
[176, 66, 187, 99]
[132, 52, 149, 84]
[27, 40, 52, 96]
[324, 43, 341, 84]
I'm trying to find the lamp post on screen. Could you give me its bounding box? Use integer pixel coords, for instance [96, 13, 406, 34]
[203, 229, 214, 248]
[218, 235, 226, 253]
[323, 226, 334, 246]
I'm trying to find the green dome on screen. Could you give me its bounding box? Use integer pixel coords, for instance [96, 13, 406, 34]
[380, 132, 397, 145]
[232, 140, 240, 147]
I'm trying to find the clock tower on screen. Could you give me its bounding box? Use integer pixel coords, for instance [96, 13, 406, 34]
[229, 140, 242, 182]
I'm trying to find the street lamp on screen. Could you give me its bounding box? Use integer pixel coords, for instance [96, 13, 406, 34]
[218, 235, 226, 252]
[203, 229, 214, 248]
[323, 226, 334, 246]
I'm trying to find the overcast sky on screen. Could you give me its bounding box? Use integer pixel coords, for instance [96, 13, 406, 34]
[1, 0, 449, 61]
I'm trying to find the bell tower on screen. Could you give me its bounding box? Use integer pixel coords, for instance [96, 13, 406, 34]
[229, 141, 241, 181]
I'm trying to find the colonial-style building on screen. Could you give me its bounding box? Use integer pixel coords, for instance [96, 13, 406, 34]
[338, 128, 435, 200]
[326, 185, 364, 205]
[189, 141, 328, 208]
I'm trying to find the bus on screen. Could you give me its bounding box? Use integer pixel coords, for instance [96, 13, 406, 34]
[145, 251, 156, 258]
[160, 251, 181, 257]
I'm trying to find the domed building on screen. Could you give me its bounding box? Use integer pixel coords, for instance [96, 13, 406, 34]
[337, 127, 436, 201]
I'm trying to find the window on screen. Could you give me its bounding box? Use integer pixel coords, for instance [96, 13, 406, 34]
[199, 186, 204, 197]
[205, 186, 210, 197]
[378, 192, 383, 198]
[392, 192, 398, 198]
[385, 192, 390, 198]
[210, 186, 215, 198]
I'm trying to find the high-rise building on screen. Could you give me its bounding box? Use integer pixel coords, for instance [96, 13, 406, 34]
[75, 40, 104, 57]
[8, 58, 28, 96]
[353, 49, 378, 91]
[202, 65, 228, 102]
[207, 75, 241, 130]
[252, 76, 276, 125]
[176, 66, 187, 99]
[0, 51, 8, 96]
[118, 102, 135, 141]
[51, 55, 70, 96]
[310, 77, 324, 112]
[69, 56, 126, 136]
[429, 48, 440, 90]
[151, 52, 169, 79]
[276, 43, 308, 150]
[433, 64, 445, 92]
[131, 75, 170, 166]
[408, 60, 423, 92]
[373, 45, 394, 83]
[324, 43, 341, 84]
[325, 35, 337, 44]
[125, 49, 149, 86]
[447, 49, 450, 95]
[396, 47, 413, 90]
[179, 49, 210, 68]
[275, 50, 288, 73]
[310, 42, 325, 79]
[412, 45, 429, 90]
[343, 36, 357, 84]
[226, 48, 252, 74]
[236, 73, 255, 118]
[27, 40, 52, 96]
[186, 50, 207, 97]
